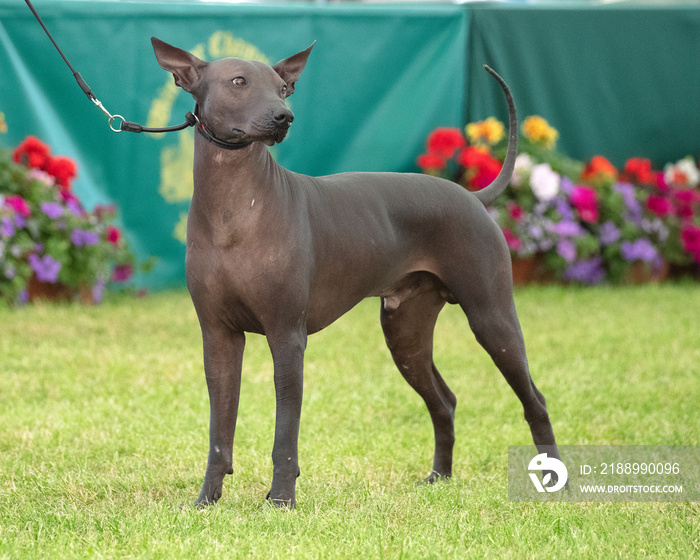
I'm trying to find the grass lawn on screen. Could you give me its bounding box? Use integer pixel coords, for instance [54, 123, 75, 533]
[0, 285, 698, 559]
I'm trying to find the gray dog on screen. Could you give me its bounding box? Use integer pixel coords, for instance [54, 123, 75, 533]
[151, 38, 562, 507]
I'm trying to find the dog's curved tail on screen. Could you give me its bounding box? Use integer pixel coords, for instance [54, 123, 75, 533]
[472, 66, 518, 207]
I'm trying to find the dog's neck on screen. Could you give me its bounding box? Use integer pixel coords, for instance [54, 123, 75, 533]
[188, 135, 293, 246]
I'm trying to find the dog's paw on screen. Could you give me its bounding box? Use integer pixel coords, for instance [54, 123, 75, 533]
[420, 471, 451, 485]
[265, 491, 296, 510]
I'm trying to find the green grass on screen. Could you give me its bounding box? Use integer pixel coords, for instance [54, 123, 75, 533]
[0, 285, 698, 559]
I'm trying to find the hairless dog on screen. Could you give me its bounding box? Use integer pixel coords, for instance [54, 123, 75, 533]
[151, 38, 563, 507]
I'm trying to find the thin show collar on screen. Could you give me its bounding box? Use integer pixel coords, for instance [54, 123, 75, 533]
[192, 105, 253, 151]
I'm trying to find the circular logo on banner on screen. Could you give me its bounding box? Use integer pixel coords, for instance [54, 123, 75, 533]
[147, 31, 270, 243]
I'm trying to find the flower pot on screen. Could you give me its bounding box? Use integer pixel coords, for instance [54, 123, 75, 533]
[624, 260, 669, 284]
[27, 274, 94, 304]
[511, 255, 553, 286]
[511, 256, 538, 285]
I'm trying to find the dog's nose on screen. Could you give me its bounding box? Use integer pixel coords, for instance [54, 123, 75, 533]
[274, 110, 294, 128]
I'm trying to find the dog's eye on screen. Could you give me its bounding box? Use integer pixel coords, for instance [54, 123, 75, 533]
[281, 84, 288, 96]
[232, 77, 247, 86]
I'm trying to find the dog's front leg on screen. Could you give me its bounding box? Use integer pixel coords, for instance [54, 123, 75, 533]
[195, 327, 245, 507]
[266, 330, 307, 508]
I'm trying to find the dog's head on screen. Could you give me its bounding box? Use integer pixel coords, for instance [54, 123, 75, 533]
[151, 38, 313, 146]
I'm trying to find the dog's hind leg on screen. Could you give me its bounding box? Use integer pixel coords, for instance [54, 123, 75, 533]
[380, 287, 456, 482]
[452, 264, 561, 461]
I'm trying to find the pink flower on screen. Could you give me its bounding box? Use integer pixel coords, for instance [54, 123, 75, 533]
[5, 195, 31, 217]
[646, 195, 674, 217]
[502, 227, 522, 251]
[112, 263, 133, 282]
[570, 186, 598, 223]
[681, 223, 700, 253]
[507, 202, 523, 221]
[106, 226, 121, 246]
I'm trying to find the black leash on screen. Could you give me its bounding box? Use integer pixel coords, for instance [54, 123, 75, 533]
[23, 0, 251, 149]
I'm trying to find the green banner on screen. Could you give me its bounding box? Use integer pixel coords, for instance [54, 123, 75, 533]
[466, 3, 700, 169]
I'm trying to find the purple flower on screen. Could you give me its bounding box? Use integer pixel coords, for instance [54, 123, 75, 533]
[559, 176, 575, 195]
[600, 221, 621, 246]
[553, 196, 575, 222]
[28, 253, 62, 283]
[92, 279, 106, 304]
[1, 217, 14, 237]
[66, 199, 84, 217]
[551, 220, 585, 237]
[71, 228, 100, 247]
[563, 257, 605, 285]
[557, 239, 577, 262]
[41, 202, 64, 220]
[620, 238, 659, 263]
[14, 215, 26, 229]
[614, 182, 643, 224]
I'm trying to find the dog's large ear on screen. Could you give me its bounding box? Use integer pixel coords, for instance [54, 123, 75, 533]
[272, 42, 315, 97]
[151, 37, 207, 93]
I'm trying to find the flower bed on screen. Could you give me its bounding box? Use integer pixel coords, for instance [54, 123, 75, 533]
[1, 136, 135, 304]
[417, 117, 700, 285]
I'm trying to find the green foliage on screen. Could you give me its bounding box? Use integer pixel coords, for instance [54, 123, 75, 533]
[0, 288, 698, 558]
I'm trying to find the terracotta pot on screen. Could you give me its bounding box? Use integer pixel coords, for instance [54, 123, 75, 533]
[27, 274, 94, 304]
[511, 255, 553, 286]
[624, 260, 669, 284]
[511, 256, 539, 285]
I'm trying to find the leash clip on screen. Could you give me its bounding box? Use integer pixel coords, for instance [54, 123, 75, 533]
[90, 95, 124, 133]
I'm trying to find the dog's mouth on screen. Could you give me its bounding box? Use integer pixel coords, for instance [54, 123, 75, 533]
[240, 125, 290, 147]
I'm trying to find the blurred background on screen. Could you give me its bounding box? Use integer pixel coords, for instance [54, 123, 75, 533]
[1, 0, 698, 290]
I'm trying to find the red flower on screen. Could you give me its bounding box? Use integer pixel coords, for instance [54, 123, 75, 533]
[646, 195, 674, 217]
[106, 226, 121, 246]
[416, 152, 446, 171]
[581, 155, 618, 184]
[12, 136, 51, 169]
[458, 147, 502, 190]
[5, 195, 31, 217]
[45, 155, 78, 188]
[458, 146, 489, 168]
[472, 156, 502, 189]
[502, 227, 522, 251]
[426, 128, 466, 159]
[624, 158, 655, 184]
[570, 186, 599, 223]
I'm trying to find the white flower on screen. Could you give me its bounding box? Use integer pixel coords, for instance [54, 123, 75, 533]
[664, 156, 700, 187]
[529, 162, 560, 202]
[511, 153, 533, 188]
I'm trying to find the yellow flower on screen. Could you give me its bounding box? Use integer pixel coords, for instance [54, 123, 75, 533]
[465, 117, 505, 146]
[522, 115, 558, 149]
[0, 112, 7, 134]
